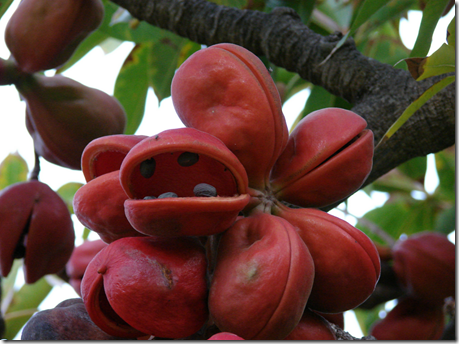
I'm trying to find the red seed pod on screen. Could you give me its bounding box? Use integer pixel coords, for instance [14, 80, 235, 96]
[0, 180, 75, 283]
[119, 128, 250, 237]
[271, 107, 374, 208]
[208, 213, 314, 340]
[17, 74, 126, 170]
[208, 332, 244, 340]
[284, 308, 336, 340]
[5, 0, 104, 73]
[66, 240, 108, 296]
[171, 43, 288, 190]
[370, 296, 445, 340]
[73, 170, 146, 243]
[275, 206, 380, 313]
[81, 236, 209, 339]
[392, 231, 455, 306]
[81, 134, 148, 182]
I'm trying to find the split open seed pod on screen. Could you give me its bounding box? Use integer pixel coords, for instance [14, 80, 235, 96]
[119, 128, 250, 237]
[0, 180, 74, 284]
[81, 134, 147, 182]
[81, 236, 208, 339]
[171, 43, 288, 190]
[275, 206, 381, 313]
[270, 107, 374, 208]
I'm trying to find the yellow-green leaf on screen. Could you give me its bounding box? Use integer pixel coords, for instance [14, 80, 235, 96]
[377, 75, 455, 147]
[0, 154, 29, 190]
[0, 0, 14, 19]
[56, 182, 84, 214]
[3, 278, 53, 340]
[114, 43, 150, 135]
[417, 43, 455, 81]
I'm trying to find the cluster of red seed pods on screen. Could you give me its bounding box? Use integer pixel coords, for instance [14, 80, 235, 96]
[73, 43, 381, 339]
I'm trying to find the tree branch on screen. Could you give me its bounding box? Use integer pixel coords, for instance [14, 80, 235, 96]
[109, 0, 455, 184]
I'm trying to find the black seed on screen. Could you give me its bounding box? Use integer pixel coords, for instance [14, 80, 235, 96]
[158, 192, 178, 199]
[140, 158, 156, 178]
[193, 183, 217, 197]
[177, 152, 199, 167]
[144, 196, 157, 200]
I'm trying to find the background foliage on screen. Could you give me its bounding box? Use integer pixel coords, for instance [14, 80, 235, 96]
[0, 0, 455, 339]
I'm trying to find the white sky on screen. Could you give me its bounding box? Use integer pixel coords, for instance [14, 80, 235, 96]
[0, 1, 454, 339]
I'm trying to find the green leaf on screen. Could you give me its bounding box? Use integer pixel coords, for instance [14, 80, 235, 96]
[0, 0, 14, 19]
[291, 0, 315, 24]
[357, 201, 409, 243]
[0, 153, 29, 190]
[405, 43, 455, 80]
[370, 170, 424, 194]
[148, 37, 200, 102]
[56, 182, 83, 214]
[397, 156, 427, 181]
[320, 0, 391, 64]
[434, 148, 455, 202]
[3, 278, 53, 340]
[434, 205, 455, 234]
[358, 198, 438, 242]
[82, 227, 91, 240]
[1, 260, 22, 307]
[357, 19, 411, 67]
[114, 43, 150, 135]
[353, 304, 386, 336]
[348, 0, 392, 35]
[376, 75, 455, 147]
[446, 16, 455, 47]
[409, 0, 451, 58]
[314, 0, 354, 31]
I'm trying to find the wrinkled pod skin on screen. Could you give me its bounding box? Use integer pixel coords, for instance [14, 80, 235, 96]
[274, 205, 381, 313]
[73, 170, 147, 243]
[370, 296, 445, 340]
[172, 43, 288, 190]
[119, 128, 250, 237]
[5, 0, 104, 74]
[270, 107, 374, 208]
[66, 240, 108, 296]
[208, 213, 315, 340]
[81, 236, 209, 339]
[21, 298, 129, 340]
[392, 231, 455, 306]
[81, 134, 148, 182]
[16, 74, 126, 170]
[0, 180, 75, 284]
